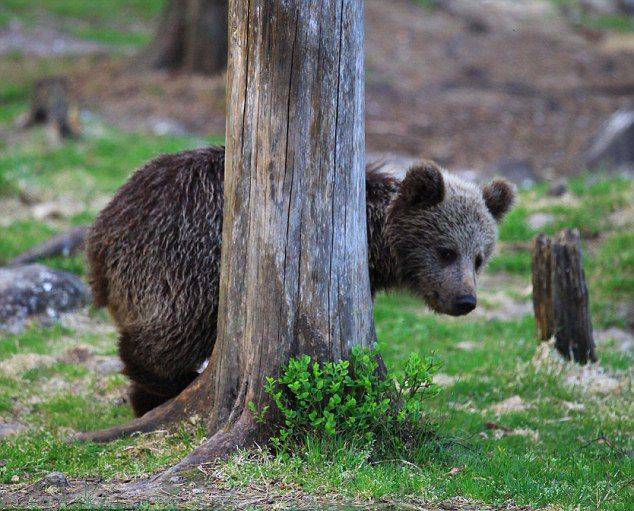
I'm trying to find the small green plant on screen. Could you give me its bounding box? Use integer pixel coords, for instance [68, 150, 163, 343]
[253, 346, 439, 455]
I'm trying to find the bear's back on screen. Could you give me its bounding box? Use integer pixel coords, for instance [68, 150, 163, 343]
[86, 147, 225, 332]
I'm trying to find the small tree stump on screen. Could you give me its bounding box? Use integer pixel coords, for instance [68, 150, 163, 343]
[531, 229, 597, 364]
[18, 77, 80, 139]
[552, 229, 596, 363]
[531, 233, 554, 341]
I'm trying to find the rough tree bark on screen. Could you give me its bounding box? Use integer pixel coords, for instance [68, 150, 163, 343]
[139, 0, 228, 75]
[169, 0, 374, 470]
[552, 229, 596, 363]
[531, 229, 597, 364]
[78, 0, 376, 471]
[531, 233, 554, 341]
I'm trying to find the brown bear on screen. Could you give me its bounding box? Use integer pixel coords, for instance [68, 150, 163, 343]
[86, 146, 514, 417]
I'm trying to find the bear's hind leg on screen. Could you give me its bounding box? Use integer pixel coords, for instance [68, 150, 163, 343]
[126, 368, 199, 417]
[129, 383, 170, 417]
[118, 329, 202, 417]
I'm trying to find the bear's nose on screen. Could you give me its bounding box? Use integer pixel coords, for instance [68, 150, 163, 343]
[453, 295, 477, 315]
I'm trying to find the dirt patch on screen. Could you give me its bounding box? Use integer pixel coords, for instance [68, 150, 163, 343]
[489, 395, 531, 416]
[532, 340, 631, 394]
[57, 345, 123, 375]
[471, 272, 533, 321]
[3, 0, 629, 181]
[364, 0, 634, 177]
[433, 373, 458, 387]
[58, 309, 116, 338]
[0, 22, 107, 57]
[0, 422, 28, 439]
[0, 474, 538, 511]
[596, 327, 634, 355]
[0, 354, 55, 378]
[471, 292, 533, 321]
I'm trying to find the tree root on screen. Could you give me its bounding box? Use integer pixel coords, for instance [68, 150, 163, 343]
[158, 413, 257, 481]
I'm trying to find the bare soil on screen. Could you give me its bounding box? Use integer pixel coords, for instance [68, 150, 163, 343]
[0, 475, 536, 511]
[54, 0, 634, 180]
[3, 1, 634, 179]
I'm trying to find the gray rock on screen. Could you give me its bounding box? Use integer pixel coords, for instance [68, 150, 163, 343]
[34, 471, 69, 490]
[584, 109, 634, 173]
[0, 264, 89, 333]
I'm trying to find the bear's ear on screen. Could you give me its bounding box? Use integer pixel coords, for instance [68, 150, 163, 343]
[482, 179, 516, 222]
[400, 161, 445, 208]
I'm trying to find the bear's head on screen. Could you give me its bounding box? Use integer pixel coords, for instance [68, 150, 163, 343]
[386, 161, 515, 316]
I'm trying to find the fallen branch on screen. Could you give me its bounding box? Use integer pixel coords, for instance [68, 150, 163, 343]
[8, 225, 88, 266]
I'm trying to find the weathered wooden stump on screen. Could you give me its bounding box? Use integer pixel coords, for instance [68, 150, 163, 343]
[531, 233, 554, 341]
[18, 77, 80, 138]
[531, 228, 596, 364]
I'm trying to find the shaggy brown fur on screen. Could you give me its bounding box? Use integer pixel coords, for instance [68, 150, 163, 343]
[87, 147, 514, 416]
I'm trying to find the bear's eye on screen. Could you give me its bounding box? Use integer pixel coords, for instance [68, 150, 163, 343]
[475, 254, 484, 271]
[438, 248, 458, 264]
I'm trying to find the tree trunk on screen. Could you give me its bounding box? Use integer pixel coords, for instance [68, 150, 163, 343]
[76, 0, 373, 458]
[140, 0, 228, 75]
[164, 0, 373, 471]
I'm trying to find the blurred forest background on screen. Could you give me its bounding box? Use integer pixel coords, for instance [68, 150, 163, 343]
[0, 1, 633, 510]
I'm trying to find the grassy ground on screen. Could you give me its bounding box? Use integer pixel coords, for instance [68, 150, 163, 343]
[1, 80, 633, 510]
[0, 0, 165, 48]
[1, 2, 633, 510]
[551, 0, 634, 32]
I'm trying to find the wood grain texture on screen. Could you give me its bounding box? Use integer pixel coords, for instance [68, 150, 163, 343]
[531, 233, 554, 342]
[178, 0, 375, 459]
[552, 229, 596, 364]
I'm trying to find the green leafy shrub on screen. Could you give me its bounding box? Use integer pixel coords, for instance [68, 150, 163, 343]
[251, 345, 439, 454]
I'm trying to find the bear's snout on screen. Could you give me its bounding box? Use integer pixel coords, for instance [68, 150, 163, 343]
[451, 295, 477, 316]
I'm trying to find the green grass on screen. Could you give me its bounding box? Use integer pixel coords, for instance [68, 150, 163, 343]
[550, 0, 634, 32]
[220, 320, 633, 509]
[0, 0, 165, 22]
[413, 0, 439, 10]
[1, 132, 632, 507]
[0, 130, 211, 199]
[1, 42, 633, 509]
[581, 14, 634, 32]
[0, 320, 206, 483]
[484, 173, 634, 327]
[0, 323, 69, 360]
[0, 0, 165, 47]
[219, 294, 633, 510]
[69, 26, 152, 47]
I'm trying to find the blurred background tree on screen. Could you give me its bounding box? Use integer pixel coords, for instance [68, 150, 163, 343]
[140, 0, 228, 75]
